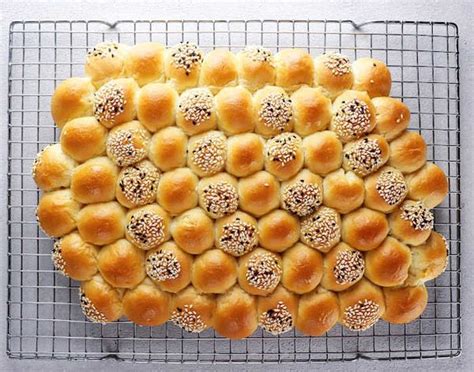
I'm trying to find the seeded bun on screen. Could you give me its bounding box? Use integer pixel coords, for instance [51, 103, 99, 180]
[171, 208, 215, 254]
[280, 169, 323, 217]
[257, 285, 298, 335]
[388, 200, 433, 246]
[85, 42, 129, 87]
[364, 166, 408, 213]
[264, 132, 304, 181]
[137, 82, 178, 132]
[323, 169, 365, 214]
[405, 162, 449, 208]
[215, 211, 258, 257]
[291, 86, 332, 136]
[352, 57, 392, 97]
[187, 131, 227, 177]
[342, 134, 390, 177]
[171, 286, 215, 333]
[164, 42, 203, 92]
[274, 49, 314, 92]
[176, 88, 217, 135]
[199, 49, 238, 93]
[124, 42, 165, 86]
[215, 86, 255, 134]
[302, 130, 343, 175]
[300, 206, 341, 253]
[191, 249, 237, 294]
[296, 288, 339, 336]
[372, 97, 410, 140]
[388, 131, 427, 173]
[226, 133, 265, 178]
[236, 46, 276, 92]
[257, 209, 300, 253]
[238, 171, 280, 217]
[313, 52, 354, 99]
[382, 285, 428, 324]
[156, 168, 198, 215]
[197, 173, 239, 219]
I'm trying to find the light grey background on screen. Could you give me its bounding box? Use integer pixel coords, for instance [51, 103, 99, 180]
[0, 0, 473, 371]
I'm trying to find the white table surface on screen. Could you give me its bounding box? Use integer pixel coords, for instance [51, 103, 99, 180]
[1, 0, 473, 371]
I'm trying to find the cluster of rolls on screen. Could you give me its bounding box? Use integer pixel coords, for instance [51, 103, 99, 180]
[33, 40, 450, 339]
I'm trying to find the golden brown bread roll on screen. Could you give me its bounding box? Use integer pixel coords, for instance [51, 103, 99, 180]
[291, 86, 332, 136]
[156, 167, 198, 215]
[215, 86, 255, 135]
[323, 169, 365, 214]
[237, 248, 282, 296]
[365, 236, 412, 287]
[382, 285, 428, 324]
[364, 166, 408, 213]
[388, 131, 427, 173]
[85, 42, 128, 87]
[257, 209, 300, 252]
[237, 46, 275, 92]
[146, 241, 192, 293]
[97, 238, 145, 288]
[171, 208, 214, 254]
[372, 97, 410, 140]
[341, 207, 389, 251]
[389, 200, 433, 246]
[32, 144, 77, 192]
[281, 169, 323, 217]
[199, 49, 238, 93]
[191, 249, 237, 294]
[60, 116, 108, 162]
[197, 173, 239, 218]
[257, 285, 298, 335]
[79, 274, 123, 323]
[122, 278, 171, 326]
[338, 278, 385, 331]
[71, 156, 118, 204]
[37, 189, 81, 238]
[342, 134, 390, 177]
[296, 288, 339, 336]
[281, 242, 323, 294]
[149, 126, 188, 171]
[116, 160, 160, 208]
[136, 83, 178, 132]
[405, 162, 449, 208]
[77, 201, 125, 245]
[52, 231, 98, 281]
[124, 42, 165, 86]
[225, 133, 265, 177]
[274, 49, 314, 92]
[51, 77, 95, 128]
[215, 211, 258, 257]
[164, 42, 203, 92]
[93, 78, 138, 128]
[313, 52, 354, 99]
[254, 86, 294, 137]
[264, 132, 304, 181]
[320, 242, 365, 292]
[176, 88, 217, 135]
[187, 130, 227, 177]
[125, 204, 171, 250]
[300, 206, 341, 253]
[238, 170, 280, 217]
[352, 57, 392, 97]
[106, 120, 150, 167]
[213, 285, 257, 339]
[302, 130, 343, 175]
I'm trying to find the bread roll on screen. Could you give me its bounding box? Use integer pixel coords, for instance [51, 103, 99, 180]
[405, 162, 449, 208]
[342, 134, 390, 177]
[313, 52, 354, 99]
[71, 156, 118, 204]
[237, 248, 282, 296]
[197, 173, 239, 218]
[32, 144, 76, 191]
[338, 278, 385, 331]
[191, 249, 237, 294]
[237, 46, 275, 92]
[302, 130, 343, 175]
[125, 204, 171, 250]
[37, 189, 81, 238]
[156, 168, 198, 215]
[136, 83, 178, 132]
[199, 49, 238, 93]
[382, 285, 428, 324]
[330, 90, 376, 143]
[274, 49, 314, 91]
[291, 86, 332, 136]
[372, 97, 410, 140]
[281, 243, 323, 294]
[52, 231, 98, 281]
[323, 169, 365, 214]
[238, 171, 280, 217]
[300, 206, 341, 253]
[97, 239, 145, 288]
[164, 42, 203, 92]
[51, 77, 95, 128]
[187, 130, 226, 177]
[257, 285, 298, 335]
[281, 169, 323, 217]
[341, 207, 389, 251]
[364, 166, 408, 213]
[352, 57, 392, 97]
[60, 116, 107, 162]
[93, 78, 138, 128]
[148, 126, 187, 171]
[215, 211, 258, 257]
[124, 42, 165, 86]
[106, 120, 150, 167]
[388, 131, 427, 173]
[254, 86, 294, 137]
[116, 160, 160, 208]
[215, 86, 255, 134]
[226, 133, 265, 177]
[365, 236, 411, 287]
[85, 41, 128, 87]
[146, 241, 192, 293]
[389, 200, 433, 246]
[122, 278, 171, 326]
[171, 286, 215, 333]
[257, 209, 300, 252]
[296, 288, 339, 336]
[321, 242, 365, 292]
[79, 274, 123, 323]
[171, 208, 214, 254]
[77, 201, 125, 245]
[264, 132, 304, 181]
[213, 285, 257, 339]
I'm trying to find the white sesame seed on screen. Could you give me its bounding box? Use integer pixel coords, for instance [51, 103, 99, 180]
[171, 304, 207, 333]
[242, 46, 274, 65]
[400, 201, 434, 231]
[342, 299, 380, 331]
[246, 252, 282, 291]
[106, 128, 149, 167]
[375, 169, 408, 206]
[178, 88, 214, 125]
[333, 250, 364, 285]
[258, 93, 293, 132]
[322, 52, 351, 76]
[266, 133, 302, 166]
[219, 217, 258, 257]
[333, 99, 372, 142]
[281, 179, 322, 217]
[51, 239, 67, 276]
[301, 207, 340, 251]
[146, 249, 181, 282]
[170, 42, 203, 75]
[87, 41, 120, 59]
[127, 210, 166, 250]
[94, 81, 126, 124]
[259, 301, 293, 335]
[79, 288, 108, 324]
[344, 137, 383, 177]
[202, 182, 239, 218]
[190, 133, 226, 176]
[118, 162, 160, 207]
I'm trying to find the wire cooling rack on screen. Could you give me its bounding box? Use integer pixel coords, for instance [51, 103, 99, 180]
[7, 20, 461, 363]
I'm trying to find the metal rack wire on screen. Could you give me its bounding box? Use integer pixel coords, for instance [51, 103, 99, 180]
[7, 19, 461, 363]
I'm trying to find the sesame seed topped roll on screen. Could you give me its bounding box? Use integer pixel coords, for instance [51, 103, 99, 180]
[281, 169, 323, 217]
[124, 42, 165, 86]
[257, 285, 298, 335]
[274, 49, 314, 92]
[85, 41, 129, 87]
[164, 41, 203, 92]
[199, 49, 238, 94]
[106, 121, 151, 167]
[264, 132, 304, 181]
[389, 200, 434, 246]
[237, 46, 276, 92]
[342, 135, 390, 177]
[176, 87, 217, 135]
[198, 173, 239, 219]
[215, 211, 259, 257]
[254, 86, 294, 137]
[187, 131, 227, 177]
[171, 286, 215, 333]
[313, 52, 354, 99]
[364, 166, 408, 213]
[300, 206, 341, 253]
